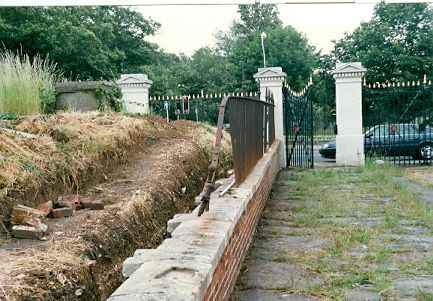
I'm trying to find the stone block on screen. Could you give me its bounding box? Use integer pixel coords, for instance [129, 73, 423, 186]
[123, 246, 215, 278]
[81, 199, 104, 210]
[51, 208, 73, 218]
[12, 225, 44, 240]
[11, 205, 45, 225]
[109, 259, 212, 301]
[167, 213, 196, 234]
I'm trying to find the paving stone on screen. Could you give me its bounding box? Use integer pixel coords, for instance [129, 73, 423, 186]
[241, 259, 323, 289]
[392, 177, 433, 206]
[12, 225, 44, 240]
[347, 288, 381, 301]
[252, 235, 330, 256]
[257, 225, 313, 237]
[394, 276, 433, 297]
[51, 207, 74, 218]
[399, 225, 429, 235]
[236, 289, 317, 301]
[382, 233, 433, 251]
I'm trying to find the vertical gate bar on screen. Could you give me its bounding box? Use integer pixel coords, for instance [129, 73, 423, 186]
[309, 90, 314, 168]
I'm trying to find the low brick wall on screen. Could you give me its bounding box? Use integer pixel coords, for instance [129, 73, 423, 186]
[108, 141, 281, 301]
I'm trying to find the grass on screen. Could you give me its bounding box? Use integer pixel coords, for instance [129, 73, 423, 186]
[267, 161, 433, 299]
[417, 290, 433, 301]
[0, 51, 59, 115]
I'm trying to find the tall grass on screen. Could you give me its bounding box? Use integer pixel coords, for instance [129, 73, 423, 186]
[0, 52, 59, 115]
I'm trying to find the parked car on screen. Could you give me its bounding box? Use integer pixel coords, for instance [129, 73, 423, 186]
[319, 123, 433, 160]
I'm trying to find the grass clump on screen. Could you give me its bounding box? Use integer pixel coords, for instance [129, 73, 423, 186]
[0, 51, 60, 115]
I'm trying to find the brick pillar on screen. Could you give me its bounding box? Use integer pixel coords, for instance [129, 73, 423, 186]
[253, 67, 287, 168]
[332, 62, 366, 166]
[116, 74, 152, 114]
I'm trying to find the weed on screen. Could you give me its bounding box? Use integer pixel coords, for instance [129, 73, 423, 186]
[416, 290, 433, 301]
[0, 51, 60, 115]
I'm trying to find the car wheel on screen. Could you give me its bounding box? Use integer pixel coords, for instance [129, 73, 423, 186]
[417, 142, 433, 160]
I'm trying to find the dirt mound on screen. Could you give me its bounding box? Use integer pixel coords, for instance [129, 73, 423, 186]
[0, 113, 232, 300]
[0, 113, 198, 225]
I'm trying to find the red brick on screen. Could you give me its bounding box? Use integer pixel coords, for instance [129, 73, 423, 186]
[55, 195, 80, 210]
[51, 207, 73, 218]
[21, 216, 47, 231]
[81, 199, 104, 210]
[61, 194, 82, 209]
[36, 201, 53, 217]
[11, 205, 45, 225]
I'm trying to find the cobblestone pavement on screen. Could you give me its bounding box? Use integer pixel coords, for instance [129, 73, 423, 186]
[230, 167, 433, 300]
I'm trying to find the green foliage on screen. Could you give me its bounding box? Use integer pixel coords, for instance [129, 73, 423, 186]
[94, 85, 123, 112]
[215, 4, 318, 92]
[331, 3, 433, 83]
[0, 6, 160, 81]
[150, 97, 224, 125]
[0, 112, 18, 120]
[0, 51, 60, 115]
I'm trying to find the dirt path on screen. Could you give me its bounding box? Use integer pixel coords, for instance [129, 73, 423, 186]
[0, 136, 212, 300]
[231, 166, 433, 300]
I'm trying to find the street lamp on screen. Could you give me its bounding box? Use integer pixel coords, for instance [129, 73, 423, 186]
[261, 32, 267, 68]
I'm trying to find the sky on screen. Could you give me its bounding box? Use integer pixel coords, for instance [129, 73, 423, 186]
[138, 3, 376, 56]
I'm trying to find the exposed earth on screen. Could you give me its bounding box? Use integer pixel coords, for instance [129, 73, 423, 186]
[0, 113, 231, 300]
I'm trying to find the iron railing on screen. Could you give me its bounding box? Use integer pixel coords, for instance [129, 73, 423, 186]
[197, 92, 275, 216]
[362, 82, 433, 166]
[284, 86, 314, 168]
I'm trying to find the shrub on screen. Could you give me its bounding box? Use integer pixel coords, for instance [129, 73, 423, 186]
[0, 52, 60, 115]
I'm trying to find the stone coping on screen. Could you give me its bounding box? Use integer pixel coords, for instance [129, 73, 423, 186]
[55, 81, 112, 93]
[108, 141, 281, 301]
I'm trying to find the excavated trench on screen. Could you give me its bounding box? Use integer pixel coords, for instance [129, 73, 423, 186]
[0, 121, 230, 301]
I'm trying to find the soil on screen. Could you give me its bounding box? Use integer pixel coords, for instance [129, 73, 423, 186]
[0, 117, 231, 301]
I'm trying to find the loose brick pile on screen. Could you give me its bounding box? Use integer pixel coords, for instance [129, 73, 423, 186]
[10, 194, 104, 239]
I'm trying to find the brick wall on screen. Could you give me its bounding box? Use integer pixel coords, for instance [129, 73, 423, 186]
[108, 141, 281, 301]
[203, 142, 280, 301]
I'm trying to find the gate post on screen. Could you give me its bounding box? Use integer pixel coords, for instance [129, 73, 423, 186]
[332, 62, 366, 166]
[254, 67, 287, 168]
[116, 74, 152, 114]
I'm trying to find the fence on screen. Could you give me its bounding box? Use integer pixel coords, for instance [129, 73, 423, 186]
[362, 80, 433, 165]
[149, 92, 259, 125]
[283, 84, 315, 168]
[197, 93, 275, 216]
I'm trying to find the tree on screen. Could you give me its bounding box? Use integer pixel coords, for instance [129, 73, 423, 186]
[331, 3, 433, 83]
[0, 7, 160, 80]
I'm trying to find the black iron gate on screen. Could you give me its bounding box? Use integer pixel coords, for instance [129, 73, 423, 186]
[363, 80, 433, 166]
[283, 85, 314, 168]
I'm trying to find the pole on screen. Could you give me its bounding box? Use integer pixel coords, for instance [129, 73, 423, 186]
[261, 32, 267, 68]
[166, 108, 169, 122]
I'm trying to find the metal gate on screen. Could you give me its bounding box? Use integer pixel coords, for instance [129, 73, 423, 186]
[283, 85, 314, 168]
[363, 79, 433, 166]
